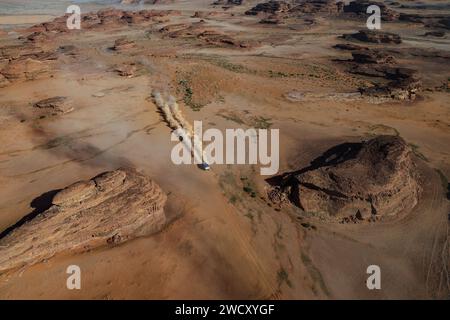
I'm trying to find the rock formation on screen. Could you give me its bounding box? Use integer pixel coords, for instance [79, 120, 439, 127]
[159, 21, 252, 48]
[0, 58, 51, 81]
[342, 30, 402, 44]
[399, 13, 450, 30]
[27, 9, 180, 35]
[269, 136, 421, 222]
[290, 0, 344, 16]
[112, 38, 137, 51]
[0, 43, 58, 86]
[213, 0, 244, 6]
[333, 40, 421, 101]
[343, 0, 400, 21]
[245, 1, 292, 16]
[0, 168, 167, 272]
[114, 63, 139, 77]
[351, 49, 396, 64]
[245, 0, 343, 18]
[33, 96, 74, 115]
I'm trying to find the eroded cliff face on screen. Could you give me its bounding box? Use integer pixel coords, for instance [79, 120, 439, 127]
[270, 136, 422, 222]
[0, 168, 167, 273]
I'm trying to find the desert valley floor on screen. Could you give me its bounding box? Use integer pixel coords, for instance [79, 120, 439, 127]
[0, 0, 449, 299]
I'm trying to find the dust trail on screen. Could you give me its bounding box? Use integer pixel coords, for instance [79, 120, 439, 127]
[152, 91, 181, 130]
[168, 96, 193, 135]
[152, 90, 208, 165]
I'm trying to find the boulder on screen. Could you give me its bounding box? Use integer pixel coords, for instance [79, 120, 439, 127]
[33, 96, 74, 114]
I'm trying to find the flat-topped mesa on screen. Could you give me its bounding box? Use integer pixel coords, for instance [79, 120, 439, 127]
[270, 136, 422, 223]
[0, 168, 167, 273]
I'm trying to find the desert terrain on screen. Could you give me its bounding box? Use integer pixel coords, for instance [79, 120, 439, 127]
[0, 0, 448, 299]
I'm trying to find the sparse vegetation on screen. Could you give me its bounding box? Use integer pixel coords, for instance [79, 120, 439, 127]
[241, 176, 257, 198]
[252, 116, 272, 129]
[300, 222, 317, 230]
[275, 223, 283, 240]
[301, 252, 330, 297]
[178, 78, 204, 111]
[218, 112, 245, 125]
[277, 267, 293, 288]
[244, 212, 254, 221]
[213, 59, 254, 74]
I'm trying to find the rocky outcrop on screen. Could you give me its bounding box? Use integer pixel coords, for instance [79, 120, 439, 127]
[423, 31, 446, 38]
[400, 14, 450, 30]
[122, 0, 175, 4]
[33, 96, 74, 115]
[290, 0, 344, 16]
[213, 0, 244, 6]
[361, 76, 421, 101]
[1, 58, 51, 81]
[269, 136, 421, 222]
[114, 63, 139, 77]
[343, 1, 400, 21]
[245, 1, 292, 16]
[246, 0, 343, 18]
[0, 43, 58, 86]
[159, 21, 252, 48]
[351, 49, 396, 64]
[333, 40, 421, 101]
[112, 38, 136, 51]
[0, 168, 167, 272]
[343, 30, 402, 44]
[349, 52, 421, 101]
[27, 9, 180, 36]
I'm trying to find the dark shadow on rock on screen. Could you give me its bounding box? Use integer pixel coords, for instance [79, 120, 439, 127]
[266, 141, 363, 187]
[0, 189, 61, 240]
[447, 182, 450, 201]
